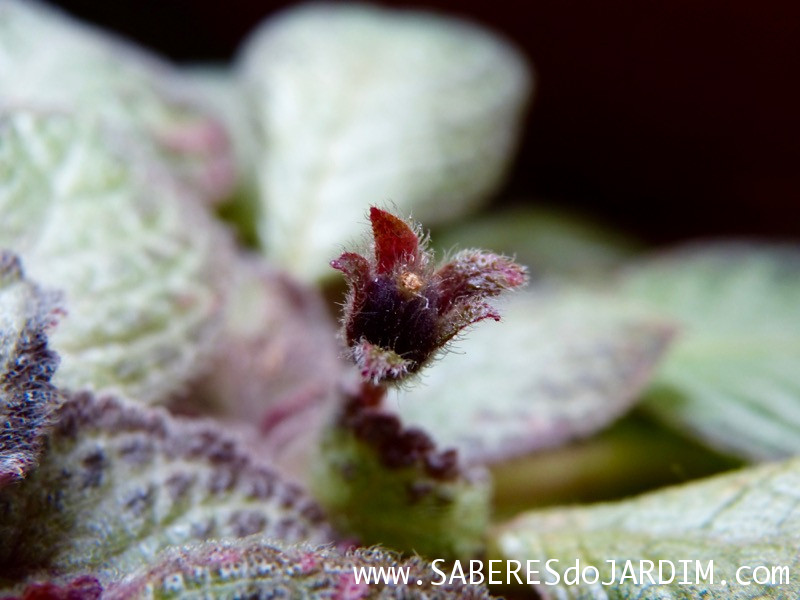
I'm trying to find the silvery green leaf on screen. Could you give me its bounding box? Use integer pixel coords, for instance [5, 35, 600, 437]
[0, 251, 61, 487]
[105, 538, 494, 599]
[621, 243, 800, 460]
[0, 392, 332, 584]
[239, 3, 532, 280]
[0, 109, 232, 403]
[395, 288, 674, 466]
[492, 457, 800, 599]
[0, 0, 235, 203]
[434, 205, 639, 281]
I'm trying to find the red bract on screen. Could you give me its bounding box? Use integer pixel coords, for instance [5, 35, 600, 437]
[331, 207, 528, 384]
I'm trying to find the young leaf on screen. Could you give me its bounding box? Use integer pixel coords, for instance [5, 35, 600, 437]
[0, 252, 61, 488]
[0, 392, 332, 582]
[0, 109, 233, 404]
[312, 384, 491, 560]
[621, 243, 800, 460]
[239, 3, 532, 280]
[394, 288, 674, 465]
[106, 538, 495, 599]
[0, 0, 235, 204]
[492, 457, 800, 598]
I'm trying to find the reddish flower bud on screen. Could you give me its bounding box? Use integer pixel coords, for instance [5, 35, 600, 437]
[331, 207, 527, 384]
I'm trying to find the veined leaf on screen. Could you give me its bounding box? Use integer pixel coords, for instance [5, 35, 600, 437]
[394, 288, 674, 466]
[0, 251, 61, 487]
[492, 457, 800, 599]
[105, 538, 494, 599]
[622, 243, 800, 460]
[0, 0, 235, 203]
[0, 109, 232, 403]
[0, 392, 332, 583]
[239, 3, 532, 280]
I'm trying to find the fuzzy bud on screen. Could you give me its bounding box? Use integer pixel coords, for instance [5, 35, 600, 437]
[332, 207, 527, 384]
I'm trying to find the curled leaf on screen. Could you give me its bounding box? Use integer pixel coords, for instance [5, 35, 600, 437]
[395, 287, 675, 466]
[239, 3, 532, 280]
[622, 243, 800, 460]
[0, 0, 235, 203]
[0, 392, 332, 581]
[493, 457, 800, 599]
[0, 109, 233, 403]
[0, 252, 61, 488]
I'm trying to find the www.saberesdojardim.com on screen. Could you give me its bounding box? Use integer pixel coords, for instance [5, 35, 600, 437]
[352, 558, 791, 588]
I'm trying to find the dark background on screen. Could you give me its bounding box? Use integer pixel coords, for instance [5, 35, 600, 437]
[52, 0, 800, 243]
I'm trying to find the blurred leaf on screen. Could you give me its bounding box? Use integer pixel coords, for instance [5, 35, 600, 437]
[0, 252, 61, 488]
[105, 538, 495, 599]
[492, 456, 800, 599]
[0, 0, 235, 203]
[394, 287, 674, 466]
[239, 3, 532, 280]
[0, 109, 233, 403]
[0, 392, 332, 584]
[184, 64, 262, 245]
[312, 386, 491, 560]
[622, 243, 800, 460]
[183, 256, 344, 481]
[491, 413, 743, 520]
[434, 205, 640, 281]
[5, 575, 102, 600]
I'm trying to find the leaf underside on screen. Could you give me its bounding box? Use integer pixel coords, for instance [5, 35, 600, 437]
[395, 287, 674, 466]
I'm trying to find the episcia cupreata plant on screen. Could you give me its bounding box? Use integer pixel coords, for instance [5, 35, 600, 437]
[1, 1, 800, 599]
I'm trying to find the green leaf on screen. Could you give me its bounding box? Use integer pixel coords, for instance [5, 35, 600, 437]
[492, 457, 800, 599]
[0, 251, 61, 487]
[395, 288, 674, 465]
[433, 205, 640, 281]
[0, 392, 332, 584]
[239, 3, 532, 280]
[621, 243, 800, 460]
[491, 413, 743, 520]
[105, 538, 495, 599]
[0, 109, 232, 403]
[311, 386, 491, 560]
[0, 0, 235, 203]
